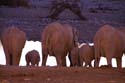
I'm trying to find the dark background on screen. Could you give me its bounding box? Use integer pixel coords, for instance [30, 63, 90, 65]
[0, 0, 125, 43]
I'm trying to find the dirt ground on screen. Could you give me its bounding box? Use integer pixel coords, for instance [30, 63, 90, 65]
[0, 65, 125, 83]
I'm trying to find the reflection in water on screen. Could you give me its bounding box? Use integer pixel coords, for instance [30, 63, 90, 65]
[0, 41, 125, 67]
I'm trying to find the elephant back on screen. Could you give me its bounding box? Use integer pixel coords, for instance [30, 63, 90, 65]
[63, 24, 79, 49]
[25, 50, 40, 65]
[1, 26, 26, 53]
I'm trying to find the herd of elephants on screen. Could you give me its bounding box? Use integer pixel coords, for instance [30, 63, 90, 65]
[1, 22, 125, 68]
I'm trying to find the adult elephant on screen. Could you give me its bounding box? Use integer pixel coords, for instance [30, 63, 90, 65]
[41, 22, 79, 66]
[94, 24, 125, 68]
[25, 50, 40, 66]
[1, 26, 26, 65]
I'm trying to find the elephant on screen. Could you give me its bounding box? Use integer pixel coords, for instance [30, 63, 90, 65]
[70, 43, 94, 67]
[70, 46, 80, 66]
[25, 50, 40, 66]
[79, 44, 95, 67]
[94, 24, 125, 68]
[1, 26, 26, 65]
[41, 22, 79, 66]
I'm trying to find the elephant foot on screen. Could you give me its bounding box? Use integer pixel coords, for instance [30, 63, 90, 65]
[100, 65, 112, 68]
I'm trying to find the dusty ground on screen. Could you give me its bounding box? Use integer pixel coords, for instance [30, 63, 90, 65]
[0, 65, 125, 83]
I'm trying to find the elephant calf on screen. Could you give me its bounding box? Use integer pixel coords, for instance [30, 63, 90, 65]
[79, 44, 95, 67]
[70, 43, 95, 67]
[25, 50, 40, 66]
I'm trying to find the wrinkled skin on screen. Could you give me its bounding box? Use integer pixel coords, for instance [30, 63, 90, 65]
[1, 26, 26, 65]
[25, 50, 40, 66]
[94, 25, 125, 68]
[41, 22, 78, 66]
[79, 44, 94, 67]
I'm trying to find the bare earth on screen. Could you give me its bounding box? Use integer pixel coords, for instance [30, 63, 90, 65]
[0, 65, 125, 83]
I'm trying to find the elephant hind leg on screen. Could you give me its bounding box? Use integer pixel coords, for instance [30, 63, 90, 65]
[56, 55, 63, 66]
[68, 52, 73, 67]
[26, 61, 30, 66]
[116, 57, 122, 68]
[79, 57, 84, 67]
[10, 54, 13, 65]
[4, 49, 10, 65]
[79, 61, 83, 67]
[94, 57, 100, 68]
[89, 62, 92, 67]
[36, 62, 39, 66]
[13, 52, 21, 65]
[62, 56, 66, 66]
[106, 57, 112, 68]
[42, 53, 48, 66]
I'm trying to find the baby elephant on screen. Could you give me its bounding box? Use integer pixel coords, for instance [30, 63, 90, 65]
[79, 44, 95, 67]
[70, 43, 95, 67]
[25, 50, 40, 66]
